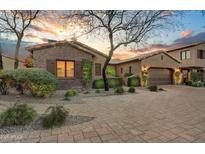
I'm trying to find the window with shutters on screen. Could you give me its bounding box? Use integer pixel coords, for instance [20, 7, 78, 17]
[95, 63, 101, 76]
[56, 60, 74, 78]
[197, 50, 205, 59]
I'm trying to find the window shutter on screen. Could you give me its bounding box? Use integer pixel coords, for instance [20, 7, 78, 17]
[46, 59, 56, 75]
[203, 50, 205, 59]
[95, 63, 101, 76]
[197, 50, 201, 59]
[75, 61, 82, 78]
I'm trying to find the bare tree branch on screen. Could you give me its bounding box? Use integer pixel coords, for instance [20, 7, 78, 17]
[0, 10, 40, 69]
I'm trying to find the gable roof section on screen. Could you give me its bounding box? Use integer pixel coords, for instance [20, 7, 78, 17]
[25, 40, 108, 58]
[110, 51, 181, 65]
[167, 40, 205, 53]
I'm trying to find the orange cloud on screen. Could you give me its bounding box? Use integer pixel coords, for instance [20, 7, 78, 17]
[180, 30, 192, 38]
[25, 34, 51, 43]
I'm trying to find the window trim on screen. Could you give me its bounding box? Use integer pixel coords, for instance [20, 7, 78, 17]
[56, 60, 75, 79]
[181, 50, 191, 60]
[95, 63, 102, 76]
[197, 50, 204, 59]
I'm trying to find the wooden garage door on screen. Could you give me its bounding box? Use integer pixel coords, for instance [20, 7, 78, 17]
[148, 68, 172, 85]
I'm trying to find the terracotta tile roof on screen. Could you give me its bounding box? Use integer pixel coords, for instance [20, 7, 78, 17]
[25, 40, 108, 58]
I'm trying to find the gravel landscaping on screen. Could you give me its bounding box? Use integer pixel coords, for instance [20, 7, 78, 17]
[0, 115, 95, 135]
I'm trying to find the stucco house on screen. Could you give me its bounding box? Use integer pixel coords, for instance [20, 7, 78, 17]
[167, 41, 205, 82]
[25, 40, 205, 89]
[109, 51, 181, 86]
[26, 41, 107, 89]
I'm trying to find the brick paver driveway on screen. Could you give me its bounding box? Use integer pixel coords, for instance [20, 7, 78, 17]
[1, 85, 205, 143]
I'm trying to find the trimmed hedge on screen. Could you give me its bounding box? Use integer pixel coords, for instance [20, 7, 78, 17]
[128, 87, 135, 93]
[65, 89, 77, 97]
[114, 87, 124, 94]
[93, 77, 122, 89]
[127, 76, 140, 87]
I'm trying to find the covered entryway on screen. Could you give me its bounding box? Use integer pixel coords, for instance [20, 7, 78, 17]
[148, 68, 173, 85]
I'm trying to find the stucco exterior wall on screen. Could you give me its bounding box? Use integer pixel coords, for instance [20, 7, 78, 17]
[168, 47, 196, 68]
[2, 56, 24, 70]
[193, 43, 205, 69]
[141, 53, 180, 69]
[31, 44, 106, 89]
[32, 45, 93, 69]
[91, 52, 107, 80]
[115, 60, 141, 77]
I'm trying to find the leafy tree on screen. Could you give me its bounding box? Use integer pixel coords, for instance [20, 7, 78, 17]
[0, 10, 39, 69]
[69, 10, 178, 91]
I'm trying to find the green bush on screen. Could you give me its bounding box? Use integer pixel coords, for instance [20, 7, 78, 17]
[106, 66, 116, 77]
[95, 89, 100, 93]
[128, 76, 140, 87]
[42, 105, 69, 128]
[124, 72, 133, 77]
[186, 80, 203, 87]
[64, 89, 77, 97]
[185, 80, 193, 86]
[148, 85, 158, 92]
[191, 72, 202, 82]
[0, 68, 58, 97]
[191, 81, 203, 87]
[93, 77, 122, 89]
[114, 87, 124, 94]
[128, 87, 135, 93]
[0, 103, 36, 126]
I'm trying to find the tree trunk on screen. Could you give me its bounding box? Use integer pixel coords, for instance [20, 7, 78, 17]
[14, 38, 22, 69]
[102, 50, 113, 91]
[0, 47, 3, 70]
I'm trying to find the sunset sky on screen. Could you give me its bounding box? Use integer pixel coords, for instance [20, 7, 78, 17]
[1, 10, 205, 60]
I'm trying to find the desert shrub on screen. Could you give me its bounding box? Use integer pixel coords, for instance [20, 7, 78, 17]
[24, 57, 34, 68]
[128, 87, 135, 93]
[0, 103, 36, 126]
[64, 89, 77, 97]
[114, 87, 124, 94]
[124, 72, 133, 77]
[0, 68, 58, 97]
[148, 85, 158, 92]
[127, 76, 140, 87]
[191, 72, 202, 82]
[106, 66, 116, 77]
[95, 89, 100, 93]
[42, 105, 69, 128]
[93, 77, 122, 89]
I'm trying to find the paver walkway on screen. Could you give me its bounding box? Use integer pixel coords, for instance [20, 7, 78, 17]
[1, 85, 205, 143]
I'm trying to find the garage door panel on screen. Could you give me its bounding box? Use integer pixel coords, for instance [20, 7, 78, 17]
[149, 68, 172, 85]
